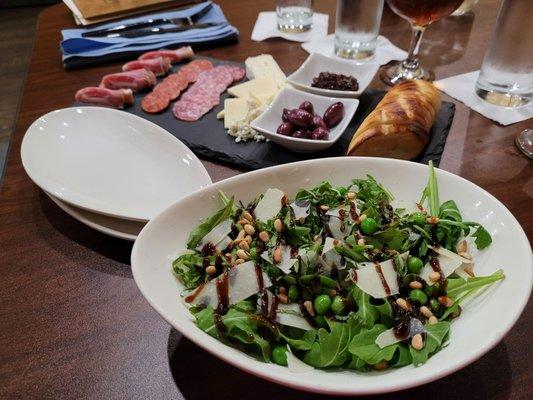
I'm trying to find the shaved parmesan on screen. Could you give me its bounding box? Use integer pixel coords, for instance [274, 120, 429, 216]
[260, 246, 296, 274]
[186, 261, 272, 307]
[375, 318, 425, 348]
[327, 216, 350, 240]
[419, 246, 472, 284]
[390, 199, 423, 215]
[352, 259, 400, 298]
[320, 237, 345, 273]
[430, 245, 473, 264]
[277, 303, 314, 330]
[290, 200, 310, 222]
[196, 219, 232, 251]
[286, 346, 314, 373]
[326, 205, 359, 221]
[254, 188, 284, 222]
[298, 249, 319, 274]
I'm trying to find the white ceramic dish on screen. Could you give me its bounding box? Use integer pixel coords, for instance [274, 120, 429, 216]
[251, 87, 359, 152]
[131, 157, 532, 396]
[21, 107, 212, 222]
[46, 191, 144, 241]
[287, 53, 379, 98]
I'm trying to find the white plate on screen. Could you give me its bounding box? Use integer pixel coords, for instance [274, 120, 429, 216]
[131, 157, 532, 396]
[46, 191, 144, 241]
[21, 107, 212, 222]
[251, 87, 359, 152]
[287, 53, 379, 97]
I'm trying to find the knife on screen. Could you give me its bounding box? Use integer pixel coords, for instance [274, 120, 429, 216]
[82, 3, 213, 38]
[110, 22, 223, 39]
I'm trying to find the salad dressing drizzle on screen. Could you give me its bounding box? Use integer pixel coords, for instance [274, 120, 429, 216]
[339, 208, 347, 232]
[374, 263, 391, 296]
[349, 201, 358, 221]
[184, 282, 205, 303]
[215, 272, 230, 314]
[429, 254, 448, 293]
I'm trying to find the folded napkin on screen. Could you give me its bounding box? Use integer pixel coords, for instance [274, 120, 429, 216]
[435, 71, 533, 126]
[61, 2, 238, 68]
[251, 11, 328, 43]
[301, 34, 407, 66]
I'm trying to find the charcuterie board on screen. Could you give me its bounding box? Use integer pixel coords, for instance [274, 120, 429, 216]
[75, 56, 455, 169]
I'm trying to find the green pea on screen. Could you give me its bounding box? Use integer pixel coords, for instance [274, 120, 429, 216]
[331, 295, 346, 315]
[360, 217, 378, 235]
[314, 294, 332, 315]
[284, 275, 297, 285]
[319, 275, 337, 288]
[249, 247, 257, 259]
[235, 223, 244, 231]
[411, 212, 426, 226]
[409, 289, 428, 305]
[288, 285, 299, 302]
[271, 345, 288, 366]
[429, 298, 441, 313]
[407, 256, 424, 274]
[314, 315, 328, 329]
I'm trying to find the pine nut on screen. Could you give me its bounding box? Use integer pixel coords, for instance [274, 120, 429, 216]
[277, 293, 289, 304]
[358, 214, 367, 223]
[237, 218, 249, 226]
[429, 271, 441, 282]
[319, 205, 329, 211]
[329, 289, 338, 297]
[236, 230, 246, 242]
[411, 333, 424, 350]
[459, 251, 472, 260]
[420, 306, 433, 318]
[235, 258, 245, 265]
[438, 296, 454, 308]
[238, 240, 249, 251]
[245, 235, 253, 244]
[236, 249, 249, 261]
[463, 264, 475, 276]
[373, 360, 389, 370]
[346, 191, 356, 200]
[428, 316, 438, 325]
[205, 265, 216, 275]
[396, 298, 411, 311]
[273, 246, 282, 263]
[456, 239, 467, 253]
[243, 224, 255, 236]
[303, 300, 315, 316]
[427, 216, 440, 224]
[259, 231, 270, 243]
[274, 218, 284, 232]
[409, 281, 423, 289]
[242, 211, 254, 222]
[357, 238, 366, 246]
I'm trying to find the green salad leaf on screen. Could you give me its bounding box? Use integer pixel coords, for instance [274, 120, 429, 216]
[348, 325, 405, 365]
[351, 286, 379, 329]
[186, 195, 234, 249]
[280, 329, 317, 351]
[172, 252, 204, 289]
[409, 321, 450, 366]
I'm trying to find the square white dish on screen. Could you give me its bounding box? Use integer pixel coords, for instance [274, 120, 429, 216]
[250, 86, 359, 153]
[287, 52, 379, 98]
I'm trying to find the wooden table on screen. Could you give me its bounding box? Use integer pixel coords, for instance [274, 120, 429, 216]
[1, 1, 531, 399]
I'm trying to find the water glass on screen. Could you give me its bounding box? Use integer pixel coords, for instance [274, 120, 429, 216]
[475, 0, 533, 107]
[276, 0, 313, 32]
[334, 0, 384, 60]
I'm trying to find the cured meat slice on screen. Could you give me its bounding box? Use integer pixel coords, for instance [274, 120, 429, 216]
[217, 65, 246, 82]
[141, 92, 170, 114]
[153, 83, 179, 101]
[100, 69, 156, 92]
[172, 100, 204, 122]
[179, 59, 214, 83]
[75, 87, 133, 108]
[122, 57, 171, 77]
[164, 73, 189, 91]
[138, 46, 194, 63]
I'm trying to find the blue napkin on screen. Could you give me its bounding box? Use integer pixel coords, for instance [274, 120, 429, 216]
[61, 2, 239, 67]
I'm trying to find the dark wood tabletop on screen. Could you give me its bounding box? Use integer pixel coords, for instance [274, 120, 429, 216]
[1, 1, 531, 399]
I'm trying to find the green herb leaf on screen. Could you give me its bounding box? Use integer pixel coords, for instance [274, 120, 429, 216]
[172, 252, 204, 289]
[409, 321, 450, 366]
[446, 269, 505, 300]
[280, 329, 317, 351]
[348, 325, 398, 365]
[186, 196, 234, 249]
[365, 228, 408, 251]
[439, 200, 462, 222]
[351, 285, 379, 329]
[470, 225, 492, 250]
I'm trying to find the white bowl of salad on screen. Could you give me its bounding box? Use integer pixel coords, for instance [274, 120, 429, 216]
[131, 157, 532, 396]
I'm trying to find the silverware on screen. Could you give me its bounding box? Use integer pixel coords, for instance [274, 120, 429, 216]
[515, 128, 533, 159]
[112, 22, 223, 38]
[82, 3, 213, 38]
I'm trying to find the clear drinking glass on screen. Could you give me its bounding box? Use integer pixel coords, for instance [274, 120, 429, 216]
[452, 0, 479, 16]
[334, 0, 384, 60]
[381, 0, 463, 86]
[475, 0, 533, 107]
[276, 0, 313, 32]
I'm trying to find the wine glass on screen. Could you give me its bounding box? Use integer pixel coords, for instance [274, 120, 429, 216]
[381, 0, 464, 86]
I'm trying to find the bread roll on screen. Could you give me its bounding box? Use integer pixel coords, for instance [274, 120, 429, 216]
[346, 80, 441, 160]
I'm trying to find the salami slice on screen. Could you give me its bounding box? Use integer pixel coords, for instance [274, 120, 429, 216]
[179, 59, 214, 83]
[142, 92, 169, 113]
[153, 83, 179, 101]
[172, 100, 204, 121]
[164, 73, 189, 91]
[217, 65, 246, 82]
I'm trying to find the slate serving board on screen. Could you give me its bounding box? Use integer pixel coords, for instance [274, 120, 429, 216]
[75, 57, 455, 169]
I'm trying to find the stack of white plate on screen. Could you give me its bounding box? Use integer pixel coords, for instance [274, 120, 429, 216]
[21, 107, 212, 241]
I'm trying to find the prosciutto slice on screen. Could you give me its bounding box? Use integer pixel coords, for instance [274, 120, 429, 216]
[122, 57, 171, 77]
[74, 87, 133, 108]
[138, 46, 194, 63]
[100, 69, 156, 92]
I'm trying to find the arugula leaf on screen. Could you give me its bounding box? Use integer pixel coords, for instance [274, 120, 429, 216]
[439, 200, 462, 222]
[280, 329, 317, 351]
[186, 196, 234, 249]
[304, 317, 360, 367]
[351, 175, 393, 203]
[295, 181, 345, 208]
[172, 252, 204, 289]
[390, 344, 412, 368]
[218, 190, 237, 215]
[348, 325, 399, 365]
[470, 224, 492, 250]
[351, 286, 379, 329]
[366, 228, 408, 251]
[409, 321, 450, 366]
[347, 355, 368, 371]
[286, 225, 312, 246]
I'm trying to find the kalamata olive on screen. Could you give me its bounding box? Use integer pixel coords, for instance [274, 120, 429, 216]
[277, 122, 294, 136]
[287, 108, 314, 128]
[323, 102, 344, 128]
[292, 129, 311, 139]
[312, 115, 328, 130]
[282, 108, 291, 122]
[310, 127, 329, 140]
[299, 101, 314, 115]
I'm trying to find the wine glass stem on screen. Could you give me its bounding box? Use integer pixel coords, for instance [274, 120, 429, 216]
[402, 25, 426, 71]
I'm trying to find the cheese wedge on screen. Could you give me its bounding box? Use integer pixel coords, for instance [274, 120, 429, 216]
[223, 98, 249, 129]
[227, 77, 279, 99]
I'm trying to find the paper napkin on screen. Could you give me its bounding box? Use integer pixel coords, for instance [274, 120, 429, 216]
[435, 71, 533, 126]
[301, 34, 407, 66]
[251, 11, 328, 43]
